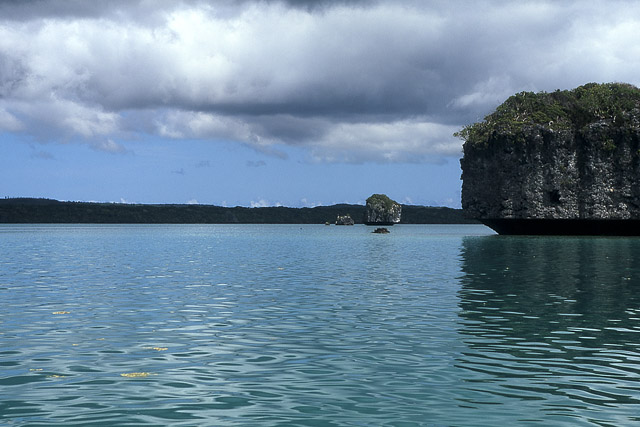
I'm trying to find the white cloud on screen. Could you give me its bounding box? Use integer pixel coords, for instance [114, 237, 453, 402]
[250, 199, 270, 208]
[91, 139, 128, 154]
[156, 110, 289, 158]
[300, 198, 323, 207]
[158, 112, 461, 162]
[449, 76, 517, 111]
[250, 199, 282, 208]
[157, 111, 271, 144]
[401, 196, 413, 205]
[2, 0, 640, 162]
[310, 119, 462, 163]
[0, 108, 23, 131]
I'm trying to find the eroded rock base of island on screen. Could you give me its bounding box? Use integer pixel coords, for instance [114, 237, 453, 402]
[482, 218, 640, 236]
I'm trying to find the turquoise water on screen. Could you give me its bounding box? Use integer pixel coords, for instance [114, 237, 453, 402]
[1, 224, 639, 426]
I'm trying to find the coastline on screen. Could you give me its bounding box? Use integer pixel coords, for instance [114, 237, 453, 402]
[0, 198, 476, 225]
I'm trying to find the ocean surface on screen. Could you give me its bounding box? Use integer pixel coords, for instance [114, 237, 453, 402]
[1, 224, 639, 426]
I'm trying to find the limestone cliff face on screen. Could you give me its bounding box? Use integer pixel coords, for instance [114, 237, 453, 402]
[335, 214, 355, 225]
[460, 83, 640, 220]
[365, 194, 401, 224]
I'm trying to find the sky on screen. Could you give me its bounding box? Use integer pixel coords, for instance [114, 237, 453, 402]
[2, 0, 640, 208]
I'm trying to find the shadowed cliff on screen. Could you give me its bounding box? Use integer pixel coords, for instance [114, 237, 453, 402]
[459, 83, 640, 224]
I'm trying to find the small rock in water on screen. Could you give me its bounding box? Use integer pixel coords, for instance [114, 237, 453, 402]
[372, 227, 390, 234]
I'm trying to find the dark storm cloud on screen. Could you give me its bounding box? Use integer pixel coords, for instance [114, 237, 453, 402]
[0, 0, 370, 21]
[0, 0, 191, 21]
[1, 0, 640, 161]
[273, 0, 376, 11]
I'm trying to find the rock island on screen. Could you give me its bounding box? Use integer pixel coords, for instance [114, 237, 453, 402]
[365, 194, 401, 225]
[459, 83, 640, 235]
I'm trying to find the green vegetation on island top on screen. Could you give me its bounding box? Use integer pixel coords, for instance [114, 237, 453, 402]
[366, 194, 399, 211]
[0, 198, 476, 224]
[455, 82, 640, 146]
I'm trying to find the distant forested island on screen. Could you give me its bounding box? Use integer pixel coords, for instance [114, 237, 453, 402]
[0, 198, 476, 224]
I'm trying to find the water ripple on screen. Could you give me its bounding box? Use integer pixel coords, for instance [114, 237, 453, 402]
[1, 225, 639, 425]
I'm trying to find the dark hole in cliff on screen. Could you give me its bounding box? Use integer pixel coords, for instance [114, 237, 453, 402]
[548, 189, 561, 205]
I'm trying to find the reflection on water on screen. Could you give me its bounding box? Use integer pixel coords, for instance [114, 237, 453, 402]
[458, 236, 640, 424]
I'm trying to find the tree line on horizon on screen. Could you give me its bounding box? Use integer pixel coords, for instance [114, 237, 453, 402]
[0, 198, 476, 224]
